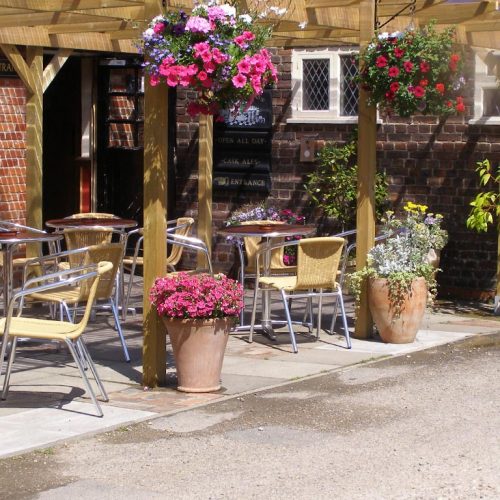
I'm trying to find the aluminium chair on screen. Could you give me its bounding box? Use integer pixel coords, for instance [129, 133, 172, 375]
[122, 217, 195, 315]
[24, 243, 130, 362]
[250, 236, 351, 353]
[0, 262, 112, 417]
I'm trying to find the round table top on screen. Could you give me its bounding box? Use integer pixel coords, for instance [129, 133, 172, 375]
[45, 218, 138, 230]
[219, 223, 317, 238]
[0, 230, 63, 245]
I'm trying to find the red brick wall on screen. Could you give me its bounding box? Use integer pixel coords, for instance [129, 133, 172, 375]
[0, 77, 26, 223]
[176, 48, 500, 298]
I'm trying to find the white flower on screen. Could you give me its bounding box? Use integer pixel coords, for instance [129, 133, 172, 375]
[239, 14, 252, 24]
[298, 21, 307, 29]
[152, 15, 164, 24]
[378, 32, 389, 40]
[143, 28, 155, 40]
[220, 3, 236, 17]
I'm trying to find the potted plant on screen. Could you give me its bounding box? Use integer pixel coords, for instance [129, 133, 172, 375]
[139, 2, 278, 117]
[358, 21, 467, 117]
[150, 272, 244, 392]
[349, 203, 448, 343]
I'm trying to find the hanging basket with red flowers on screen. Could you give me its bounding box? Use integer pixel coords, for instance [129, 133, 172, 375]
[139, 2, 278, 118]
[358, 22, 466, 117]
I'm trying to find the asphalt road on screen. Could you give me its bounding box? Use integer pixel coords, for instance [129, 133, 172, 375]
[1, 333, 499, 500]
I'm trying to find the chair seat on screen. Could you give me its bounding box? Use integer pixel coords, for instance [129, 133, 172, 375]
[28, 286, 81, 304]
[0, 315, 80, 341]
[259, 275, 298, 291]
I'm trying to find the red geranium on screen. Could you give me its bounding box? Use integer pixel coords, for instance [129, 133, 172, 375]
[376, 55, 388, 68]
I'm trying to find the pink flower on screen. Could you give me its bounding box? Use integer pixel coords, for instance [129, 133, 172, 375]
[376, 55, 388, 68]
[234, 35, 247, 48]
[388, 66, 399, 78]
[413, 86, 425, 98]
[204, 61, 216, 73]
[212, 48, 227, 64]
[197, 71, 208, 81]
[243, 31, 255, 41]
[420, 61, 430, 73]
[153, 23, 165, 34]
[193, 42, 210, 57]
[232, 73, 247, 88]
[250, 75, 262, 93]
[149, 74, 160, 86]
[185, 16, 211, 33]
[435, 83, 445, 95]
[394, 47, 404, 58]
[403, 60, 414, 73]
[237, 59, 251, 74]
[390, 82, 400, 93]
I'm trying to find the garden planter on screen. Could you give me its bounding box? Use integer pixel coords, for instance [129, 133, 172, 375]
[163, 317, 234, 393]
[368, 277, 427, 343]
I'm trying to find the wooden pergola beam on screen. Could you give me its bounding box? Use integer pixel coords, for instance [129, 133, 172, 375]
[42, 47, 72, 91]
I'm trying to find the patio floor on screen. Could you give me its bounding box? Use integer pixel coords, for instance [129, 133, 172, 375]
[1, 279, 499, 458]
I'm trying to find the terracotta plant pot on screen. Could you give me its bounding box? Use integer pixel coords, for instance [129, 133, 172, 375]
[163, 317, 234, 393]
[368, 277, 427, 344]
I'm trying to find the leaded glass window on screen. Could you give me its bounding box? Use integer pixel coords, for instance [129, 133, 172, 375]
[303, 59, 330, 110]
[340, 55, 359, 116]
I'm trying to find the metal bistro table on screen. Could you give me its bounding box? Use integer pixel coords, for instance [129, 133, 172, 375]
[220, 223, 317, 339]
[0, 230, 63, 316]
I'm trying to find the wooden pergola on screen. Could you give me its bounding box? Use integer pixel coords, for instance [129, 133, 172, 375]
[0, 0, 498, 386]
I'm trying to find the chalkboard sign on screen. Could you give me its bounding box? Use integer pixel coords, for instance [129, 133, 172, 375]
[217, 90, 272, 129]
[0, 58, 17, 78]
[214, 89, 273, 192]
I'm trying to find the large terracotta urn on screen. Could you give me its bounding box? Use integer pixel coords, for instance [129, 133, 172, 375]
[368, 277, 427, 343]
[163, 317, 234, 393]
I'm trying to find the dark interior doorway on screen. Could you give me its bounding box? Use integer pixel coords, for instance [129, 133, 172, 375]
[96, 59, 177, 225]
[43, 56, 81, 221]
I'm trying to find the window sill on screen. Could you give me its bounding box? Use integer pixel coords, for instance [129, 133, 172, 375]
[287, 116, 359, 125]
[468, 117, 500, 126]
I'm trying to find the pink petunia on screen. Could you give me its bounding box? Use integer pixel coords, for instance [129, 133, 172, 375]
[232, 73, 247, 88]
[420, 61, 430, 73]
[212, 48, 227, 64]
[243, 31, 255, 41]
[185, 16, 211, 33]
[234, 35, 247, 48]
[413, 86, 425, 98]
[390, 82, 400, 93]
[153, 23, 165, 35]
[197, 70, 208, 81]
[388, 66, 399, 78]
[376, 55, 388, 68]
[394, 47, 404, 58]
[149, 74, 160, 86]
[237, 59, 251, 74]
[403, 60, 414, 73]
[204, 61, 216, 74]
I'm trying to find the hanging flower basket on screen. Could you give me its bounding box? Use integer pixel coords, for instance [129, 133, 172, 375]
[358, 22, 466, 117]
[140, 2, 278, 118]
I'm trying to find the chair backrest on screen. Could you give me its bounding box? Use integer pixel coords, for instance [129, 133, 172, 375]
[166, 217, 195, 267]
[295, 237, 345, 290]
[63, 226, 116, 267]
[239, 220, 288, 271]
[80, 243, 124, 300]
[67, 261, 113, 340]
[166, 233, 213, 275]
[65, 212, 118, 219]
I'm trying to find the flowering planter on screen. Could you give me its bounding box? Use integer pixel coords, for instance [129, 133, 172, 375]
[368, 277, 427, 343]
[163, 317, 234, 393]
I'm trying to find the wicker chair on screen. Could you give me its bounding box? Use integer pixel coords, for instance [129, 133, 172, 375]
[250, 236, 351, 353]
[0, 262, 111, 416]
[65, 212, 119, 219]
[25, 243, 130, 362]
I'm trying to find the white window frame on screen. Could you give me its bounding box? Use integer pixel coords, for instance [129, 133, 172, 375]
[288, 47, 359, 124]
[469, 48, 500, 126]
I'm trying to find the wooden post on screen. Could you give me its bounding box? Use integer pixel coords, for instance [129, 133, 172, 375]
[355, 0, 377, 338]
[496, 222, 500, 315]
[142, 0, 168, 388]
[197, 114, 213, 268]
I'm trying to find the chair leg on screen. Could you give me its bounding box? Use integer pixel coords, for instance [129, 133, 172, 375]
[280, 289, 298, 353]
[78, 338, 109, 402]
[337, 290, 352, 349]
[65, 339, 103, 417]
[124, 260, 137, 321]
[1, 336, 18, 400]
[109, 299, 130, 362]
[329, 296, 340, 335]
[317, 289, 323, 339]
[249, 281, 260, 344]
